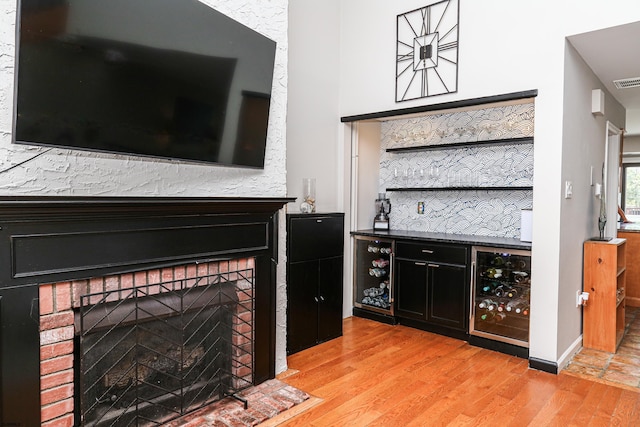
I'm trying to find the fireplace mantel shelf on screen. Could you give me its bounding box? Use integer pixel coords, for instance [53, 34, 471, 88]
[0, 196, 295, 219]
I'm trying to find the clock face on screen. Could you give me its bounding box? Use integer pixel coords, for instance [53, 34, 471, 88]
[396, 0, 459, 102]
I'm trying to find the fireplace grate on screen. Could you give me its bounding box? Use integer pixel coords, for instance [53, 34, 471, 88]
[77, 268, 254, 426]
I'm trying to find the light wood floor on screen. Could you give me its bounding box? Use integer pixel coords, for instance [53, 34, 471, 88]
[278, 316, 640, 426]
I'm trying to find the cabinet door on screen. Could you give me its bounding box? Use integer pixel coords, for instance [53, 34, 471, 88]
[395, 258, 427, 321]
[288, 215, 344, 262]
[287, 260, 320, 354]
[428, 263, 467, 330]
[317, 256, 343, 342]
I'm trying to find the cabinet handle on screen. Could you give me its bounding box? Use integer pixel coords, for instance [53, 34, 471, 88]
[319, 296, 325, 302]
[415, 262, 426, 266]
[421, 249, 434, 254]
[314, 296, 319, 302]
[316, 219, 323, 223]
[428, 263, 440, 268]
[470, 261, 476, 318]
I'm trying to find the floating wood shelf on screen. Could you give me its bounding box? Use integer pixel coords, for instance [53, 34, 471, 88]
[386, 186, 533, 192]
[385, 137, 534, 153]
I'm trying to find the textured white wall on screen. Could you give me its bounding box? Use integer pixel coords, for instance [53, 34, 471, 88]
[0, 0, 290, 374]
[0, 0, 287, 198]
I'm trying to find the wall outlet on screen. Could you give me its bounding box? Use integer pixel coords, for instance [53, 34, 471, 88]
[577, 290, 589, 307]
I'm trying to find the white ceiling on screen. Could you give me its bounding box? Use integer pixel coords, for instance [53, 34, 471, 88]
[568, 21, 640, 135]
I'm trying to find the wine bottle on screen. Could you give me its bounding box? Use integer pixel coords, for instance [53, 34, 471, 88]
[494, 312, 507, 322]
[480, 311, 495, 321]
[372, 259, 390, 268]
[496, 302, 506, 312]
[478, 298, 495, 309]
[505, 299, 522, 312]
[486, 300, 499, 311]
[369, 268, 386, 277]
[495, 284, 516, 298]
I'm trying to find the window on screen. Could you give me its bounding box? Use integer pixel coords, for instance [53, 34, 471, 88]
[621, 163, 640, 222]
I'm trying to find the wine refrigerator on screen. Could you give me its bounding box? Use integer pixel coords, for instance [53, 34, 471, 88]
[470, 246, 532, 347]
[353, 235, 394, 317]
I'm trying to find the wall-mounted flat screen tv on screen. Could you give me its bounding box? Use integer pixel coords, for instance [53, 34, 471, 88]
[14, 0, 276, 168]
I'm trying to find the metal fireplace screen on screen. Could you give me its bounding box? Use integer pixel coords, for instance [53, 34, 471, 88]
[77, 268, 254, 426]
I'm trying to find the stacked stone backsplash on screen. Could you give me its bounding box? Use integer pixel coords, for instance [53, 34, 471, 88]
[380, 102, 534, 238]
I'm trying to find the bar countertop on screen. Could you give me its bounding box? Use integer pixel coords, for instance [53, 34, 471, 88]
[351, 229, 531, 250]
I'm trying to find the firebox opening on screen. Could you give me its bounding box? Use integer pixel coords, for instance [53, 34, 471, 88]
[72, 266, 254, 426]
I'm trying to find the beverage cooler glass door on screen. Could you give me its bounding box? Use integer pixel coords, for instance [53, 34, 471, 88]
[470, 246, 531, 347]
[353, 236, 394, 316]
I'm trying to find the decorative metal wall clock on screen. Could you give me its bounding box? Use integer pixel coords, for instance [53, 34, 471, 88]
[396, 0, 459, 102]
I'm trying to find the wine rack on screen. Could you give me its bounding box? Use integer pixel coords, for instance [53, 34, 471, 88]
[470, 246, 531, 347]
[353, 235, 394, 316]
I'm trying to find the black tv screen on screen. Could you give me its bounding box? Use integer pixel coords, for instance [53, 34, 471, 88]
[14, 0, 276, 168]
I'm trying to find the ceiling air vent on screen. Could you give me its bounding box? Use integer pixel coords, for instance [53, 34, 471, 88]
[613, 77, 640, 89]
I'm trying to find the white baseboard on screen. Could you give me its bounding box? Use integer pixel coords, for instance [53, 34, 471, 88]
[557, 334, 583, 371]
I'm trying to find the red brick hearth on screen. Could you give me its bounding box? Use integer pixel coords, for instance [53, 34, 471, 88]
[39, 257, 255, 426]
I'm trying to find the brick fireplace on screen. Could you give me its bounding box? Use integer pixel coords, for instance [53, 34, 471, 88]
[41, 258, 255, 426]
[0, 197, 290, 427]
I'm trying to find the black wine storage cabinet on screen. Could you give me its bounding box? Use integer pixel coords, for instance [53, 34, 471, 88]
[286, 213, 344, 355]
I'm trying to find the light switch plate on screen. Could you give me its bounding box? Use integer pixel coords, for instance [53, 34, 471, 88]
[565, 181, 573, 199]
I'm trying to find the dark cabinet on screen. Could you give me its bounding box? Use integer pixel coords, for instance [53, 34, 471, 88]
[394, 241, 469, 333]
[395, 258, 427, 320]
[428, 263, 467, 329]
[287, 213, 344, 355]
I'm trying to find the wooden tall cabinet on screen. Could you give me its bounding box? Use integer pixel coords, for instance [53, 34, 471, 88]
[616, 231, 640, 307]
[583, 238, 626, 353]
[286, 213, 344, 355]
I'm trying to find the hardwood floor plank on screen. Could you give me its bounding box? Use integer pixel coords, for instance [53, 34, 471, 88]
[567, 381, 610, 426]
[544, 375, 595, 426]
[459, 369, 526, 417]
[366, 380, 449, 427]
[610, 389, 640, 426]
[588, 386, 623, 426]
[405, 352, 514, 426]
[278, 317, 640, 426]
[495, 370, 555, 417]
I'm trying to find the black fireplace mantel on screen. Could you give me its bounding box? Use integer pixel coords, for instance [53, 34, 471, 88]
[0, 196, 293, 426]
[0, 196, 292, 286]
